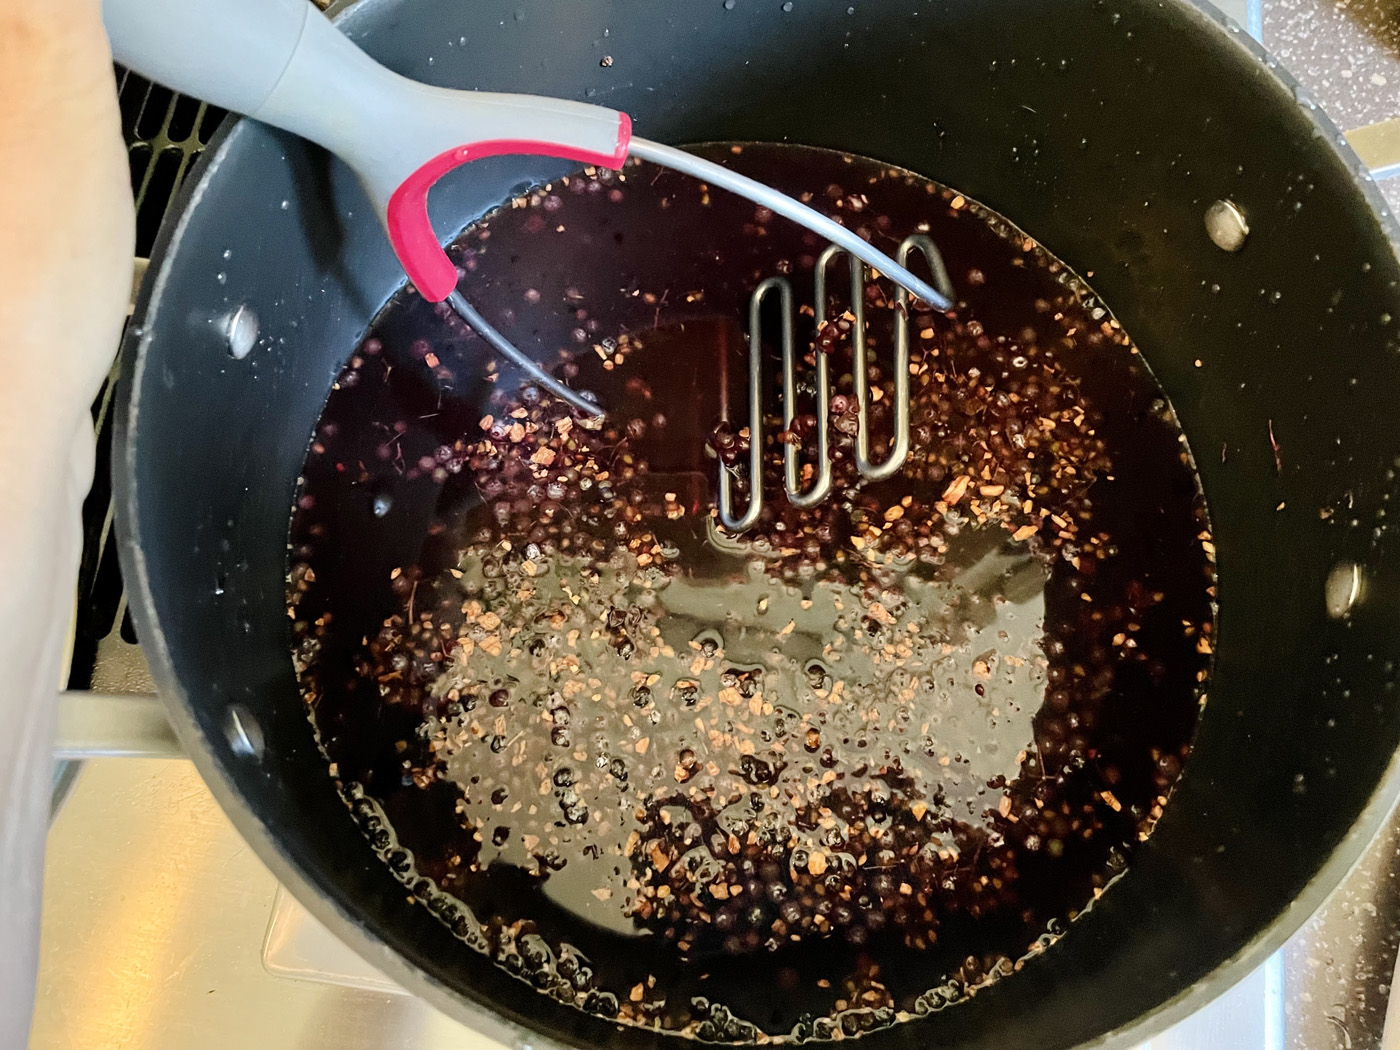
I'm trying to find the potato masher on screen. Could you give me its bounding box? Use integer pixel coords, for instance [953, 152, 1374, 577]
[103, 0, 954, 418]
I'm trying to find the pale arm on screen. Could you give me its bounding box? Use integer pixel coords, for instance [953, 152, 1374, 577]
[0, 0, 133, 1042]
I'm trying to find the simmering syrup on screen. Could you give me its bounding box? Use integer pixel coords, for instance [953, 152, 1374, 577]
[288, 144, 1215, 1041]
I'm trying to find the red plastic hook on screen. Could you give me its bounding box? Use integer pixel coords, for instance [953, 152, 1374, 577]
[385, 114, 633, 302]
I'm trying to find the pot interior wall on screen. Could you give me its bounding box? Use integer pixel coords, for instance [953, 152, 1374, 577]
[118, 1, 1400, 1048]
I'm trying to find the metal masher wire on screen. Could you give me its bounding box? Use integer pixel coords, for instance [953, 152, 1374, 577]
[717, 234, 957, 533]
[447, 289, 603, 416]
[446, 143, 956, 421]
[718, 277, 790, 534]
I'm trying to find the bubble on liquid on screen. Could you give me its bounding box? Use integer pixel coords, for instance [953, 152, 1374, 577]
[693, 629, 724, 657]
[803, 659, 831, 691]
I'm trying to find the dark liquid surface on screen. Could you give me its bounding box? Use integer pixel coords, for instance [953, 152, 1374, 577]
[288, 144, 1215, 1041]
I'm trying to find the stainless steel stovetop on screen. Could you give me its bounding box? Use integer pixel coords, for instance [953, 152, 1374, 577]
[31, 1, 1400, 1047]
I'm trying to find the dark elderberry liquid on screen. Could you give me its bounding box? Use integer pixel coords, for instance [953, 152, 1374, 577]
[288, 144, 1215, 1041]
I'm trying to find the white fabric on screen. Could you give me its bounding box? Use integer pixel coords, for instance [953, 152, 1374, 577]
[0, 421, 92, 1049]
[0, 2, 134, 1044]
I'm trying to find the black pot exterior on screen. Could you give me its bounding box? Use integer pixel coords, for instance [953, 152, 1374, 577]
[115, 1, 1400, 1048]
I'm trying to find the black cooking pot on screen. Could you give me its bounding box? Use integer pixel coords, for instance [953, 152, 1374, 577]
[115, 0, 1400, 1046]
